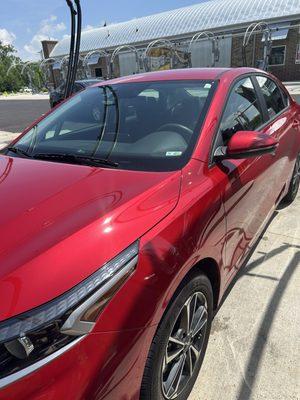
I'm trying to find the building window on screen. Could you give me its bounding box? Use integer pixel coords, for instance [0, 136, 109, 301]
[295, 44, 300, 64]
[269, 46, 286, 66]
[95, 68, 103, 77]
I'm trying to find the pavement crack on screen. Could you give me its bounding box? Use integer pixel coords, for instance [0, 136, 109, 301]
[267, 230, 300, 241]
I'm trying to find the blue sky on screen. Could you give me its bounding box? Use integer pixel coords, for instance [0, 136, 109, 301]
[0, 0, 209, 61]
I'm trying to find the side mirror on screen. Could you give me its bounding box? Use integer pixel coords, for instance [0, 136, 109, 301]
[214, 130, 278, 160]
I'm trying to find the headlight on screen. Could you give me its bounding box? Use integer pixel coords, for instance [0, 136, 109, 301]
[0, 241, 139, 387]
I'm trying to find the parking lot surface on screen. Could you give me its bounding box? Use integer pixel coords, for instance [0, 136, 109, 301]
[0, 89, 299, 400]
[0, 97, 49, 133]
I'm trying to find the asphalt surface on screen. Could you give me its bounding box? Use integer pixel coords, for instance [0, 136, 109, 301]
[0, 99, 49, 133]
[0, 94, 299, 135]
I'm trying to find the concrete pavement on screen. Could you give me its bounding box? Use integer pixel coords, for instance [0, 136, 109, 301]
[0, 131, 19, 149]
[285, 83, 300, 105]
[0, 94, 49, 101]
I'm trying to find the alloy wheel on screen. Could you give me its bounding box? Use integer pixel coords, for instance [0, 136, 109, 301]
[161, 292, 208, 400]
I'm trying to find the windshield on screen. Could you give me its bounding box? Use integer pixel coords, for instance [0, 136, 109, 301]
[12, 80, 216, 172]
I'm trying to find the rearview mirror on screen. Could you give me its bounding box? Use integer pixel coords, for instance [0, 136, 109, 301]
[214, 130, 278, 160]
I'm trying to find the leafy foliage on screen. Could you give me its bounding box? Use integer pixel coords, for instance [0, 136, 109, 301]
[0, 41, 25, 92]
[0, 41, 44, 93]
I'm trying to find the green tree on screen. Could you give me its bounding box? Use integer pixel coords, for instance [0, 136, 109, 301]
[0, 41, 26, 93]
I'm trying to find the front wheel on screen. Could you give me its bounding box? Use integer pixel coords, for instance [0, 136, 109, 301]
[140, 273, 213, 400]
[282, 153, 300, 204]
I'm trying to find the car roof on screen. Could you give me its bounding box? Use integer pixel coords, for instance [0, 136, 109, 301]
[94, 67, 263, 86]
[76, 79, 103, 85]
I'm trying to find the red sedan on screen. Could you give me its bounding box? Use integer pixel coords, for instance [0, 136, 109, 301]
[0, 68, 299, 400]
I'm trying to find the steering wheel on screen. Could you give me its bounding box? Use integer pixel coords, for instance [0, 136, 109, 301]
[157, 123, 193, 143]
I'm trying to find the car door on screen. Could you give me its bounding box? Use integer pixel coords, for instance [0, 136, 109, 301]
[212, 76, 280, 283]
[254, 74, 299, 193]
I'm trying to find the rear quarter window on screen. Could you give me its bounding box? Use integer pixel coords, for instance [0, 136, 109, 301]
[256, 76, 286, 118]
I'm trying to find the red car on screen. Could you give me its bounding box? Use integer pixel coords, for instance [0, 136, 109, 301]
[0, 68, 299, 400]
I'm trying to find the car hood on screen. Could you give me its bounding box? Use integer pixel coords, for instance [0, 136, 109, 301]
[0, 156, 181, 320]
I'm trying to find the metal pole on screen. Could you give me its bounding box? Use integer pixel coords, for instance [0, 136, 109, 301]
[64, 0, 77, 99]
[69, 0, 82, 95]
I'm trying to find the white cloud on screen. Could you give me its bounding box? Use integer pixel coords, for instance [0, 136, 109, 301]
[83, 24, 96, 31]
[23, 15, 66, 60]
[39, 15, 66, 36]
[82, 21, 109, 32]
[0, 28, 16, 45]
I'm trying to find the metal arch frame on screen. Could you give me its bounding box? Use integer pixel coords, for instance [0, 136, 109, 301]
[6, 60, 21, 76]
[83, 50, 109, 79]
[49, 54, 85, 83]
[188, 31, 220, 67]
[143, 39, 175, 72]
[20, 61, 37, 92]
[6, 61, 17, 76]
[40, 58, 58, 90]
[20, 61, 33, 77]
[31, 61, 45, 92]
[42, 57, 65, 87]
[242, 22, 272, 71]
[25, 61, 45, 93]
[40, 57, 57, 70]
[74, 53, 86, 79]
[60, 55, 71, 80]
[173, 46, 190, 65]
[110, 45, 140, 78]
[6, 60, 42, 91]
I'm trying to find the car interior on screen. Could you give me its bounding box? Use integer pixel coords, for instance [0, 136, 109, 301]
[23, 82, 213, 164]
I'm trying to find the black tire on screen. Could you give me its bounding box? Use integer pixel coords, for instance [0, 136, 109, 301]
[140, 273, 213, 400]
[282, 154, 300, 204]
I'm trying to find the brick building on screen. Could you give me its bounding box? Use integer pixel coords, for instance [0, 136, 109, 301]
[231, 21, 300, 81]
[44, 0, 300, 88]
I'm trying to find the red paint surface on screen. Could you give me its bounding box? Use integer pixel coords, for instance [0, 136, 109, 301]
[227, 130, 278, 154]
[1, 68, 299, 400]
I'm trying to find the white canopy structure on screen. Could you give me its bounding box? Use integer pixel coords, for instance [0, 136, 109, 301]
[50, 0, 300, 58]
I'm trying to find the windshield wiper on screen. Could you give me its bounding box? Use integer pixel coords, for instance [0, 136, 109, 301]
[6, 146, 31, 158]
[32, 153, 119, 168]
